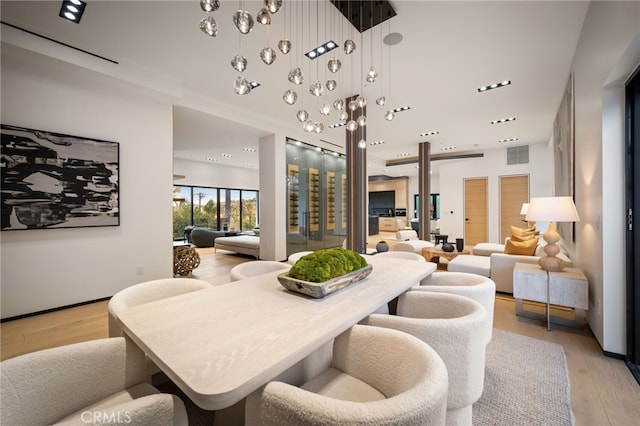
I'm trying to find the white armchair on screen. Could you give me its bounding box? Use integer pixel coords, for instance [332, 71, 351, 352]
[0, 337, 188, 426]
[364, 291, 486, 425]
[245, 324, 449, 426]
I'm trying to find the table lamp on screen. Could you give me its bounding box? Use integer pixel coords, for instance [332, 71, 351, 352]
[525, 196, 580, 272]
[520, 203, 533, 227]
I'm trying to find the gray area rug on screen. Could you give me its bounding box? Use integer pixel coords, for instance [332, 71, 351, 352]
[473, 328, 575, 426]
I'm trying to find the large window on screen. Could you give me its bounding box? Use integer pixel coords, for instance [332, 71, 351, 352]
[172, 185, 258, 240]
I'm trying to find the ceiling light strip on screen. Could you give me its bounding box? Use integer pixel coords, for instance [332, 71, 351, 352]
[491, 117, 516, 124]
[478, 80, 511, 92]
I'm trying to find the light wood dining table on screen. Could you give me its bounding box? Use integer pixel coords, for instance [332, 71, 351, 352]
[117, 257, 436, 410]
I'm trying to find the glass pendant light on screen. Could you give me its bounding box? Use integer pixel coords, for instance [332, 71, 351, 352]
[230, 54, 247, 72]
[344, 39, 356, 55]
[346, 120, 358, 131]
[260, 47, 276, 65]
[326, 80, 337, 91]
[339, 110, 348, 121]
[333, 98, 344, 110]
[320, 104, 331, 115]
[327, 58, 341, 73]
[288, 67, 303, 85]
[314, 122, 324, 133]
[265, 0, 282, 14]
[348, 100, 358, 111]
[233, 10, 254, 34]
[367, 66, 378, 82]
[256, 8, 271, 25]
[356, 95, 367, 108]
[357, 115, 367, 127]
[376, 96, 386, 106]
[296, 109, 309, 122]
[199, 16, 218, 37]
[309, 81, 323, 97]
[200, 0, 220, 12]
[234, 76, 252, 95]
[303, 119, 315, 132]
[385, 110, 395, 121]
[358, 139, 367, 149]
[278, 39, 292, 54]
[283, 90, 297, 105]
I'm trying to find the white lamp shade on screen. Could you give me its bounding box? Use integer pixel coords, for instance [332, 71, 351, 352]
[520, 203, 529, 215]
[525, 196, 580, 222]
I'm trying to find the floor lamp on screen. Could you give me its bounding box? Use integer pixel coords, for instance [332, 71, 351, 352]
[525, 196, 580, 272]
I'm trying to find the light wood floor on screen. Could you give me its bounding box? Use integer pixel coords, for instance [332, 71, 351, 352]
[2, 244, 639, 426]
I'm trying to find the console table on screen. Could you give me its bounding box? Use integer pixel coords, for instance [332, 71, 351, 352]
[513, 262, 588, 330]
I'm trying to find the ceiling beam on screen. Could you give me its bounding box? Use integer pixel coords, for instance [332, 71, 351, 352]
[385, 152, 484, 167]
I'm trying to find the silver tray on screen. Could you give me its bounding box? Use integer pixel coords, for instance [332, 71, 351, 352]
[277, 264, 373, 298]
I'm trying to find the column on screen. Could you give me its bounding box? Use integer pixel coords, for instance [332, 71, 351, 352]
[418, 142, 431, 240]
[345, 96, 367, 254]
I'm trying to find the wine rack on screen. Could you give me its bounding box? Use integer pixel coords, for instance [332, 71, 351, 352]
[309, 168, 320, 232]
[326, 171, 336, 230]
[287, 164, 299, 233]
[341, 174, 347, 229]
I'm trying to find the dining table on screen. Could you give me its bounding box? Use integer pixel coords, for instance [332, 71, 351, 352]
[117, 256, 436, 411]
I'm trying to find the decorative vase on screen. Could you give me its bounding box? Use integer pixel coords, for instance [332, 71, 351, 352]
[456, 238, 464, 252]
[376, 242, 389, 253]
[442, 242, 455, 252]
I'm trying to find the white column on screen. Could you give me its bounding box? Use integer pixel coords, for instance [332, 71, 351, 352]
[259, 133, 287, 261]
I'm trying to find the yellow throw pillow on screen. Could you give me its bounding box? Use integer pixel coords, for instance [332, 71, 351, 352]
[504, 237, 539, 256]
[510, 233, 536, 242]
[510, 225, 539, 237]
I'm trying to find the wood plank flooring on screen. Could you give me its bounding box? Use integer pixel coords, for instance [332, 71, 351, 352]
[2, 244, 639, 426]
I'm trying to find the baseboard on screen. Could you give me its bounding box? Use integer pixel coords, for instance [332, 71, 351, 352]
[625, 361, 640, 386]
[0, 297, 111, 323]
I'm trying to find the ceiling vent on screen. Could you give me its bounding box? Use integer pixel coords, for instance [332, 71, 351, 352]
[507, 145, 529, 165]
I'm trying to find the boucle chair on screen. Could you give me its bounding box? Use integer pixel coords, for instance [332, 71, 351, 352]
[245, 324, 448, 426]
[230, 260, 291, 281]
[287, 251, 313, 265]
[415, 271, 496, 344]
[364, 291, 486, 426]
[0, 337, 188, 426]
[108, 278, 212, 338]
[367, 251, 425, 314]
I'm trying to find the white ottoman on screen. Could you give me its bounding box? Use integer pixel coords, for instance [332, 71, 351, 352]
[447, 255, 491, 277]
[472, 243, 505, 257]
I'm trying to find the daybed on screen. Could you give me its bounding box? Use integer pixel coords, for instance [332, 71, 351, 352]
[214, 235, 260, 259]
[392, 230, 435, 254]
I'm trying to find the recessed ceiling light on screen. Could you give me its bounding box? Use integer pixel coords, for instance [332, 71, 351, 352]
[478, 80, 511, 92]
[491, 117, 516, 124]
[244, 163, 254, 167]
[370, 140, 385, 146]
[328, 122, 346, 129]
[249, 81, 260, 88]
[305, 40, 338, 60]
[243, 147, 256, 152]
[498, 137, 519, 143]
[59, 0, 86, 23]
[441, 146, 456, 151]
[205, 157, 218, 162]
[397, 152, 411, 157]
[391, 106, 411, 113]
[420, 131, 439, 137]
[220, 153, 232, 158]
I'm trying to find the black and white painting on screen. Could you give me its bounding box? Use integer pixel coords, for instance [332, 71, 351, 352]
[1, 125, 119, 230]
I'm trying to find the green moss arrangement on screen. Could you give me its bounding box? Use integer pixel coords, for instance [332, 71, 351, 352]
[287, 248, 368, 283]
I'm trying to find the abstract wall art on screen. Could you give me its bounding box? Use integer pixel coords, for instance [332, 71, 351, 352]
[1, 125, 119, 230]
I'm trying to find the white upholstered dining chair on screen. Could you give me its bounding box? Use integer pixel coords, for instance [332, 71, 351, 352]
[364, 291, 487, 426]
[230, 260, 291, 281]
[245, 324, 449, 426]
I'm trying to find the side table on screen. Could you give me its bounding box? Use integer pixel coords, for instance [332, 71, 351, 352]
[421, 246, 470, 263]
[513, 262, 588, 330]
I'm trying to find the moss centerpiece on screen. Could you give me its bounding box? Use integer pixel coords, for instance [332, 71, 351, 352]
[278, 248, 373, 298]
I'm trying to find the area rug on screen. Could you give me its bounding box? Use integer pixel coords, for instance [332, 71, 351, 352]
[473, 329, 575, 426]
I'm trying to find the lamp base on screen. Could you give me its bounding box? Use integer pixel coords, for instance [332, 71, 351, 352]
[539, 222, 566, 272]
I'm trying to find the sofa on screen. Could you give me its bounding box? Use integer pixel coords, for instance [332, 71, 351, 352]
[190, 228, 227, 247]
[448, 240, 572, 294]
[392, 230, 435, 254]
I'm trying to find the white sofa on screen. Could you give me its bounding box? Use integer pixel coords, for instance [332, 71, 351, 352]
[214, 235, 260, 258]
[448, 241, 572, 294]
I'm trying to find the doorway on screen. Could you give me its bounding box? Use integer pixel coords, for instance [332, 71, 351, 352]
[499, 175, 530, 242]
[625, 67, 640, 383]
[464, 177, 488, 245]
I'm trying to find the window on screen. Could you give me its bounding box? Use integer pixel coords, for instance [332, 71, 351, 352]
[172, 185, 259, 239]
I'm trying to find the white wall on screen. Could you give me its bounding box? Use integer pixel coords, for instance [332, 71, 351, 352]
[173, 157, 259, 190]
[1, 45, 174, 319]
[571, 1, 640, 354]
[434, 142, 552, 243]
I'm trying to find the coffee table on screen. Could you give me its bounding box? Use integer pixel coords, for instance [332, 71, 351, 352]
[421, 246, 470, 263]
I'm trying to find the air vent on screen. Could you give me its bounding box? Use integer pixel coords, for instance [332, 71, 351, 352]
[507, 145, 529, 165]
